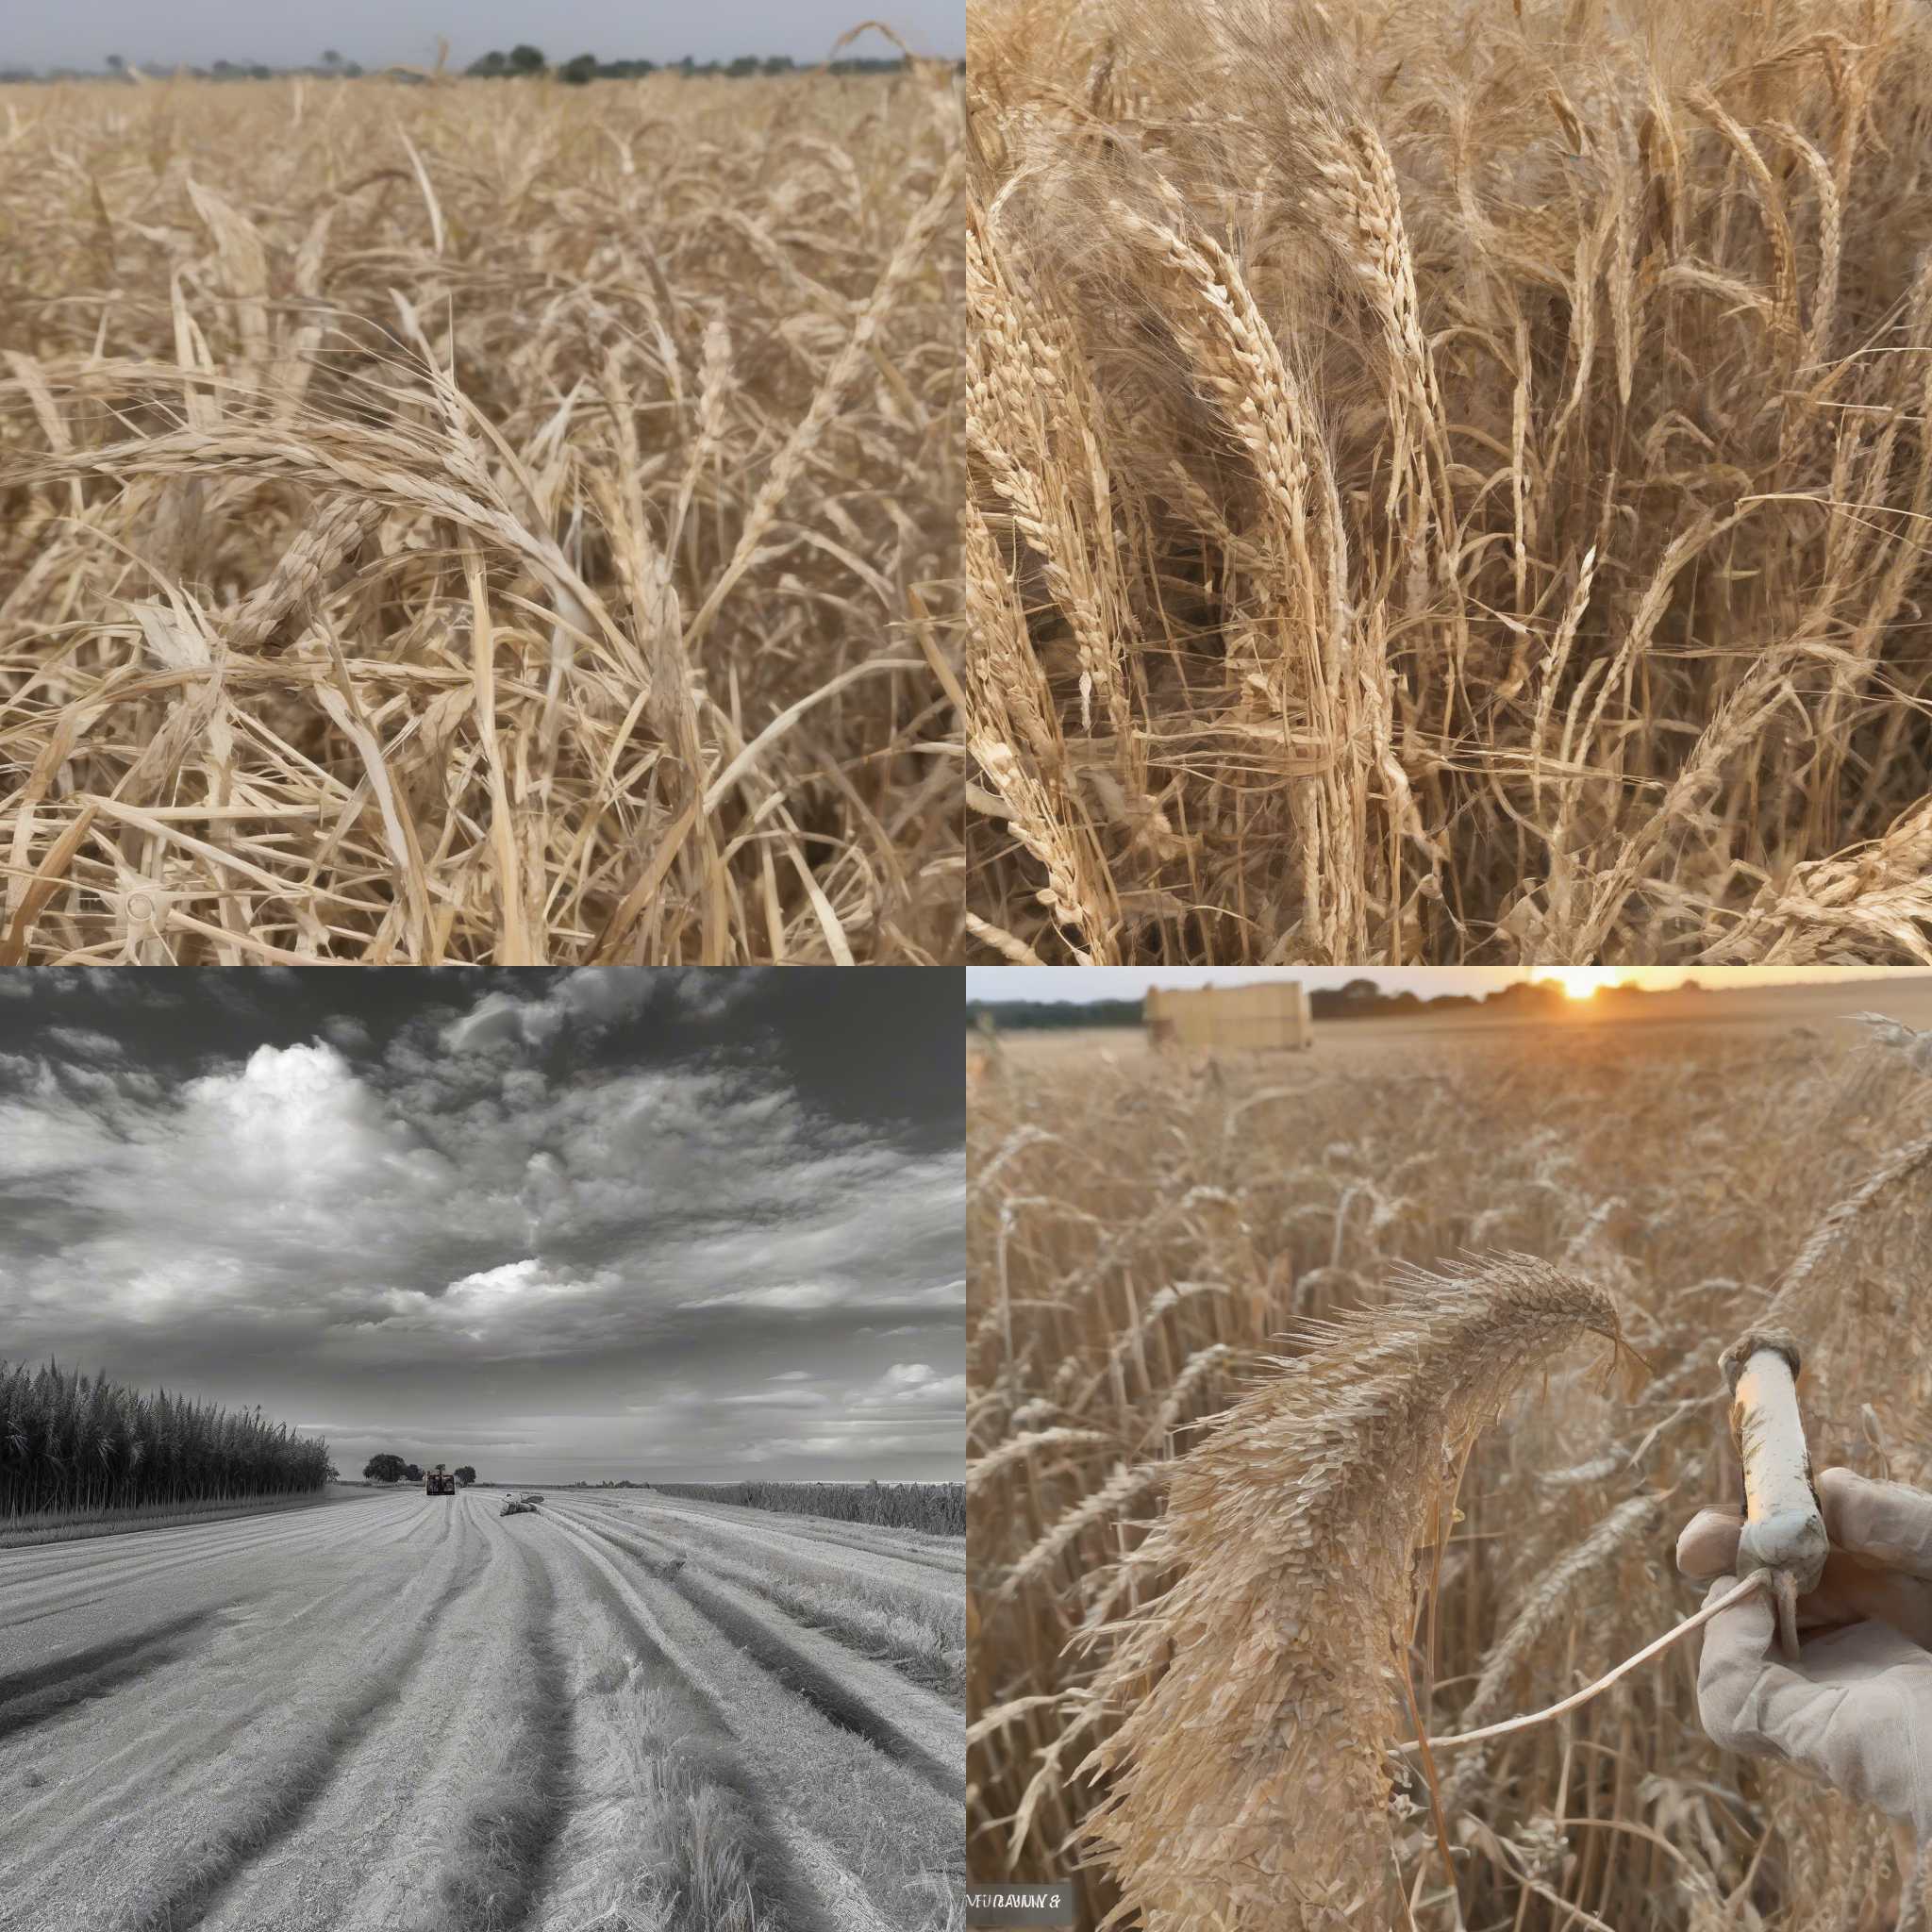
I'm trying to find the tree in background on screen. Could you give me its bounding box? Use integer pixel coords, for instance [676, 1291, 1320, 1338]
[362, 1454, 406, 1483]
[321, 49, 341, 70]
[507, 44, 545, 75]
[560, 53, 597, 85]
[403, 1462, 424, 1482]
[455, 1466, 476, 1486]
[466, 50, 507, 77]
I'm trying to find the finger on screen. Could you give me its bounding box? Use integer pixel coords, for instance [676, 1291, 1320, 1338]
[1675, 1507, 1744, 1581]
[1818, 1469, 1932, 1579]
[1695, 1574, 1811, 1759]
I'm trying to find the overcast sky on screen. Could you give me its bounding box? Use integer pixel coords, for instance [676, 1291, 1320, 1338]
[5, 1, 959, 70]
[0, 968, 963, 1485]
[966, 966, 1922, 1003]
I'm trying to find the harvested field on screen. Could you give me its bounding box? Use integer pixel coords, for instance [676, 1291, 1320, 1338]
[0, 62, 962, 964]
[968, 976, 1932, 1926]
[0, 1485, 965, 1930]
[966, 0, 1932, 966]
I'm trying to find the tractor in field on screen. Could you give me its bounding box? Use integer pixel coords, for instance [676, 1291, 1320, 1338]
[426, 1463, 456, 1495]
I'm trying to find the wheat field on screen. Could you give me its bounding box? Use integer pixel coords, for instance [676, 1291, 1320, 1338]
[966, 0, 1932, 967]
[968, 987, 1932, 1927]
[0, 59, 962, 963]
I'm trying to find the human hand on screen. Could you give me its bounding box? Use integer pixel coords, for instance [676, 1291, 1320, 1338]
[1677, 1467, 1932, 1843]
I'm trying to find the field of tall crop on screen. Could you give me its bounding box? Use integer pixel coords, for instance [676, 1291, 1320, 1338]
[966, 0, 1932, 966]
[651, 1478, 967, 1535]
[0, 59, 961, 964]
[0, 1359, 331, 1536]
[968, 984, 1932, 1927]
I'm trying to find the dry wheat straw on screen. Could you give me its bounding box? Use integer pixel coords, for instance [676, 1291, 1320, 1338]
[966, 0, 1932, 965]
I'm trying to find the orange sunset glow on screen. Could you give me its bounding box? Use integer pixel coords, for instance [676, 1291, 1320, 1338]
[1531, 968, 1626, 1000]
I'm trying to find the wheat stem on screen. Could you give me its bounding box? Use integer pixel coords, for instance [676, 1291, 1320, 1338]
[1404, 1573, 1766, 1755]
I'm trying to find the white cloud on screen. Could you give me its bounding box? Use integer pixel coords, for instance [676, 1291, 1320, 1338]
[0, 977, 962, 1481]
[46, 1026, 120, 1058]
[441, 969, 767, 1053]
[863, 1362, 967, 1408]
[692, 1282, 844, 1312]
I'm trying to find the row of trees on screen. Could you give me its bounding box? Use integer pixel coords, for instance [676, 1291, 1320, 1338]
[0, 49, 922, 86]
[362, 1455, 475, 1485]
[466, 47, 913, 82]
[0, 1360, 333, 1519]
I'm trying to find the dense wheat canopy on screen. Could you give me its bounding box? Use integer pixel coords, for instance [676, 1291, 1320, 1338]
[0, 62, 963, 963]
[965, 0, 1932, 967]
[967, 1003, 1932, 1927]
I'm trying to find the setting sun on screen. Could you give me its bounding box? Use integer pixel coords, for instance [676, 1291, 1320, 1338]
[1535, 968, 1623, 1001]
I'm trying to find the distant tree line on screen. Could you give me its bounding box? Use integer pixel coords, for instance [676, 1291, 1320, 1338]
[0, 1360, 332, 1519]
[0, 46, 931, 84]
[967, 977, 1710, 1033]
[465, 45, 915, 82]
[362, 1454, 475, 1485]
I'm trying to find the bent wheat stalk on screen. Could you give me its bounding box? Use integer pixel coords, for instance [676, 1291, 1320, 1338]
[1407, 1572, 1766, 1753]
[1078, 1255, 1627, 1929]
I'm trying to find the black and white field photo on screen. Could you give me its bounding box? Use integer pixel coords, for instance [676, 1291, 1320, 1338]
[0, 966, 965, 1932]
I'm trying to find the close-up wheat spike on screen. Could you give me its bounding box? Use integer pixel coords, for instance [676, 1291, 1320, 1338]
[1081, 1257, 1627, 1930]
[964, 0, 1932, 967]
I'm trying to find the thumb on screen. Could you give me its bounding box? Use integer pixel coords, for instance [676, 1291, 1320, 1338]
[1676, 1506, 1743, 1582]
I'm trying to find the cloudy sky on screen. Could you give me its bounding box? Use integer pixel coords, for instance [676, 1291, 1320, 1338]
[8, 1, 959, 71]
[0, 969, 963, 1484]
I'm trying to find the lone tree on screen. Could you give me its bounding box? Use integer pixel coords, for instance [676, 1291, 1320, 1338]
[455, 1465, 476, 1486]
[363, 1453, 406, 1483]
[559, 52, 597, 85]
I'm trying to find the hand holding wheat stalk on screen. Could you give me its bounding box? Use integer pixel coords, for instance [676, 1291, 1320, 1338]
[1411, 1325, 1824, 1753]
[1080, 1269, 1848, 1925]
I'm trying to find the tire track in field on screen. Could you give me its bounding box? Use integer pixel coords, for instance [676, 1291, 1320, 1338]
[536, 1510, 852, 1932]
[558, 1505, 962, 1698]
[0, 1497, 408, 1626]
[425, 1526, 573, 1932]
[558, 1507, 962, 1800]
[3, 1511, 356, 1617]
[633, 1495, 966, 1581]
[195, 1502, 566, 1932]
[544, 1509, 952, 1932]
[0, 1491, 370, 1561]
[0, 1505, 457, 1857]
[0, 1557, 419, 1847]
[0, 1608, 220, 1743]
[0, 1491, 402, 1585]
[580, 1497, 967, 1625]
[115, 1510, 493, 1932]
